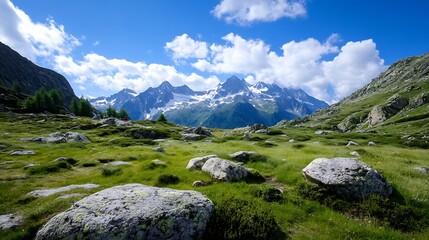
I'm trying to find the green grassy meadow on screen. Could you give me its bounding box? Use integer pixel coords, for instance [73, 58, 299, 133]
[1, 112, 428, 239]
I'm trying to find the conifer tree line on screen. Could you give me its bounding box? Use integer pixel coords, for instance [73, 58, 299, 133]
[21, 87, 132, 119]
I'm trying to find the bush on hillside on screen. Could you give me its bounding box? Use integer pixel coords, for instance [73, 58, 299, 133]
[203, 198, 285, 240]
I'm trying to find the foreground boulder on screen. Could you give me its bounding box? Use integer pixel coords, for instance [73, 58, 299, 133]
[36, 184, 213, 240]
[302, 158, 392, 200]
[0, 213, 23, 230]
[202, 158, 248, 182]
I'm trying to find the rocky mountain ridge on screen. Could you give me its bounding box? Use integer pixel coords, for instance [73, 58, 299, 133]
[91, 76, 328, 128]
[294, 52, 429, 133]
[0, 42, 76, 107]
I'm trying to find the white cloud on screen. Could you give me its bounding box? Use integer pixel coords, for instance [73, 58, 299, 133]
[165, 34, 208, 60]
[213, 0, 306, 25]
[54, 53, 220, 93]
[0, 0, 80, 61]
[93, 40, 100, 46]
[189, 33, 386, 103]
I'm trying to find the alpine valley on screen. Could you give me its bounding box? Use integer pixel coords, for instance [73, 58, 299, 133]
[90, 76, 328, 129]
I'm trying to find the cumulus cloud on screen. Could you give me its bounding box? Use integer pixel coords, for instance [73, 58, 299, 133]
[54, 53, 220, 93]
[212, 0, 306, 25]
[189, 33, 386, 103]
[165, 34, 208, 60]
[0, 0, 80, 61]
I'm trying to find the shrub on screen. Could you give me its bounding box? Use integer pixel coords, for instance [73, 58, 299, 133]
[267, 129, 283, 135]
[156, 174, 180, 185]
[203, 198, 285, 240]
[101, 166, 122, 176]
[253, 186, 285, 203]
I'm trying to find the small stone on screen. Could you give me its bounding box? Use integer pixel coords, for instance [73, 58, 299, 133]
[288, 139, 296, 143]
[192, 180, 208, 187]
[414, 166, 429, 174]
[368, 141, 377, 146]
[108, 161, 132, 166]
[27, 184, 100, 198]
[151, 159, 167, 166]
[346, 141, 359, 147]
[153, 147, 165, 153]
[9, 150, 35, 156]
[350, 151, 360, 157]
[229, 151, 256, 162]
[23, 163, 39, 169]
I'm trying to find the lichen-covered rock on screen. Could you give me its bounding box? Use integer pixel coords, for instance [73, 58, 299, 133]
[9, 150, 35, 156]
[368, 94, 409, 126]
[186, 155, 218, 170]
[153, 147, 165, 153]
[21, 132, 90, 144]
[410, 92, 429, 108]
[302, 158, 392, 199]
[28, 184, 100, 198]
[35, 184, 213, 240]
[0, 213, 23, 230]
[337, 114, 361, 132]
[201, 158, 248, 182]
[346, 141, 359, 147]
[181, 133, 206, 141]
[368, 141, 377, 146]
[229, 151, 256, 162]
[184, 127, 212, 137]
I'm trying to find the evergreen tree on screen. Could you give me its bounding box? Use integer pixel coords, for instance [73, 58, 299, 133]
[157, 113, 167, 122]
[78, 97, 94, 117]
[69, 98, 80, 115]
[106, 105, 117, 118]
[22, 87, 64, 113]
[118, 109, 129, 120]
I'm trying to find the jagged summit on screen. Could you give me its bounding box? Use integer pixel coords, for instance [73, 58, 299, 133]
[91, 76, 328, 128]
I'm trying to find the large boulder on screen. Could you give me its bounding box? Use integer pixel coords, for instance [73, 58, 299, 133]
[35, 184, 213, 240]
[0, 213, 23, 230]
[201, 158, 248, 182]
[186, 155, 218, 170]
[302, 158, 392, 200]
[184, 127, 212, 137]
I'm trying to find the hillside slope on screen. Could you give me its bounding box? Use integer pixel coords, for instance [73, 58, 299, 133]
[0, 42, 76, 108]
[296, 52, 429, 137]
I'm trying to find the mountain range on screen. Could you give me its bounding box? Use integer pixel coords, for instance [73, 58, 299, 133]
[90, 76, 328, 129]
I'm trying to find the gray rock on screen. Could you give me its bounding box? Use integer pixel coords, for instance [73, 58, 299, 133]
[288, 139, 296, 143]
[54, 157, 78, 165]
[368, 141, 377, 146]
[346, 141, 359, 147]
[192, 180, 208, 187]
[229, 151, 256, 162]
[21, 132, 90, 144]
[23, 163, 39, 169]
[337, 114, 361, 132]
[108, 161, 132, 166]
[302, 158, 392, 199]
[410, 92, 429, 108]
[181, 133, 206, 141]
[35, 184, 213, 240]
[414, 166, 429, 174]
[100, 117, 117, 125]
[151, 159, 167, 166]
[186, 155, 218, 170]
[314, 130, 331, 135]
[184, 127, 212, 137]
[9, 150, 35, 156]
[0, 213, 23, 230]
[56, 193, 84, 200]
[255, 129, 268, 134]
[153, 147, 165, 153]
[368, 94, 409, 126]
[350, 151, 360, 157]
[201, 158, 248, 182]
[28, 183, 100, 198]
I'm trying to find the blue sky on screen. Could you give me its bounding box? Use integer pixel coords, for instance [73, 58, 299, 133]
[1, 0, 428, 103]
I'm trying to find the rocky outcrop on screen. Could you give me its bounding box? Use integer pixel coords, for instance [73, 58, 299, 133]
[410, 92, 429, 108]
[229, 151, 256, 162]
[184, 127, 213, 137]
[125, 128, 168, 140]
[368, 94, 409, 126]
[9, 149, 35, 156]
[28, 184, 100, 198]
[201, 158, 248, 182]
[100, 117, 133, 127]
[0, 42, 76, 105]
[186, 155, 218, 170]
[21, 132, 90, 143]
[302, 158, 392, 199]
[35, 184, 213, 240]
[337, 114, 361, 132]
